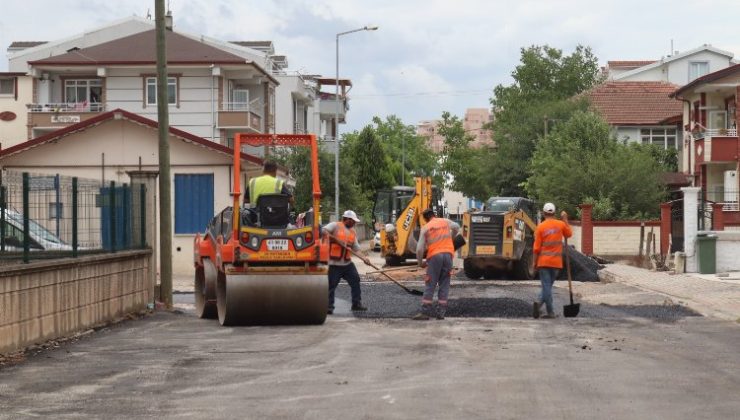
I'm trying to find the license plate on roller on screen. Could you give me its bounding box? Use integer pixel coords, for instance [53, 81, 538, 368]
[476, 245, 496, 255]
[266, 239, 289, 251]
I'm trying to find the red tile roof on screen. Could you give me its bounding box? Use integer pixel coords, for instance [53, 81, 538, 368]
[0, 108, 262, 165]
[607, 60, 656, 69]
[671, 63, 740, 97]
[589, 81, 683, 125]
[29, 30, 248, 66]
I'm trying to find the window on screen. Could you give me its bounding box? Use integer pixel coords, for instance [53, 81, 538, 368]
[641, 128, 677, 149]
[64, 79, 102, 103]
[0, 78, 14, 95]
[48, 202, 63, 219]
[174, 174, 214, 234]
[146, 77, 177, 105]
[689, 61, 709, 82]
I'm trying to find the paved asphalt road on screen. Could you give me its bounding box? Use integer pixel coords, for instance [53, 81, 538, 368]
[1, 276, 739, 419]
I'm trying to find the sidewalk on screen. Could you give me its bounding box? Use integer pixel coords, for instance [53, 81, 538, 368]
[599, 264, 740, 322]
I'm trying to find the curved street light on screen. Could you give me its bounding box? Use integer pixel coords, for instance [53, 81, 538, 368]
[334, 25, 378, 219]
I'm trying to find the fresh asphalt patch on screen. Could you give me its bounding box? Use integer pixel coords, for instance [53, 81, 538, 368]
[332, 282, 703, 322]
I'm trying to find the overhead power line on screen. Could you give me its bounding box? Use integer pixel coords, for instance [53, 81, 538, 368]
[350, 89, 491, 98]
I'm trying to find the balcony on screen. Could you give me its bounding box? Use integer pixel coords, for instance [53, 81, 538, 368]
[694, 133, 740, 165]
[694, 128, 737, 140]
[26, 102, 106, 131]
[217, 98, 263, 132]
[318, 96, 347, 122]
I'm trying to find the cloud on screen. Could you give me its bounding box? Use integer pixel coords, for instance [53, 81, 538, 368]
[2, 0, 740, 132]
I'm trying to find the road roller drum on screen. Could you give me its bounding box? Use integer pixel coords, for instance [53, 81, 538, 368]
[194, 259, 218, 319]
[216, 273, 328, 326]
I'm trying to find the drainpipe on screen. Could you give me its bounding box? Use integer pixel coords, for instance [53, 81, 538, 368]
[676, 95, 693, 184]
[210, 65, 215, 141]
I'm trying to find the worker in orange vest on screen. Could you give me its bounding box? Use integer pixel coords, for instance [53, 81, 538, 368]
[413, 208, 460, 320]
[322, 210, 369, 314]
[533, 202, 572, 319]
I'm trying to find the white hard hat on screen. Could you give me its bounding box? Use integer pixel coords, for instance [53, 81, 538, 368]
[543, 202, 556, 214]
[342, 210, 361, 222]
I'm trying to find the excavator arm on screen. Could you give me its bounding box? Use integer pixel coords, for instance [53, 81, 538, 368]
[380, 177, 434, 265]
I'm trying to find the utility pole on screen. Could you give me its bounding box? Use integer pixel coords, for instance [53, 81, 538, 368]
[155, 0, 173, 309]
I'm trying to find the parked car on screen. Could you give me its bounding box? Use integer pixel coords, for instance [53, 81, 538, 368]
[371, 231, 381, 252]
[1, 209, 73, 251]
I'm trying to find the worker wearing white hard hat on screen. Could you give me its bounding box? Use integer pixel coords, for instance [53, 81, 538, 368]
[321, 209, 368, 314]
[532, 202, 572, 318]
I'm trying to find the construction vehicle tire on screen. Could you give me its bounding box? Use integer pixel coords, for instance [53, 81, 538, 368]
[513, 245, 536, 280]
[385, 255, 405, 266]
[216, 272, 328, 326]
[463, 258, 483, 280]
[194, 259, 218, 319]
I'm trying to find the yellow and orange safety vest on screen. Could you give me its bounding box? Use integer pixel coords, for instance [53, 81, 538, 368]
[533, 218, 573, 269]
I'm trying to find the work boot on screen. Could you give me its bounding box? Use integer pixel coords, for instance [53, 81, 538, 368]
[533, 301, 542, 319]
[411, 312, 430, 320]
[351, 303, 367, 311]
[541, 312, 558, 319]
[436, 305, 447, 320]
[327, 308, 334, 315]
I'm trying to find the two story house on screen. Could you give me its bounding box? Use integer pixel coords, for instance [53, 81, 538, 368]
[1, 16, 355, 274]
[592, 45, 737, 173]
[671, 64, 740, 220]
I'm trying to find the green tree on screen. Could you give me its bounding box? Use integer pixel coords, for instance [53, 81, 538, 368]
[525, 111, 668, 219]
[438, 111, 491, 200]
[370, 115, 441, 186]
[343, 125, 395, 196]
[279, 145, 366, 219]
[487, 45, 602, 196]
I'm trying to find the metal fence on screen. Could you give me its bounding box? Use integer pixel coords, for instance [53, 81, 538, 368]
[0, 170, 147, 263]
[705, 187, 739, 211]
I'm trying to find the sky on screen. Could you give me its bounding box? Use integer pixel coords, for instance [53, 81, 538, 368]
[2, 0, 740, 133]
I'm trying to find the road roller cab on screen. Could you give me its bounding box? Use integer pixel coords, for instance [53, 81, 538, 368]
[193, 133, 330, 326]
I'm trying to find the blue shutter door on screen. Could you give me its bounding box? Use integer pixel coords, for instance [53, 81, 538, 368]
[175, 174, 214, 234]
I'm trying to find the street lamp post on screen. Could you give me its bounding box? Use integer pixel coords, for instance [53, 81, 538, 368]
[401, 136, 405, 186]
[335, 25, 378, 220]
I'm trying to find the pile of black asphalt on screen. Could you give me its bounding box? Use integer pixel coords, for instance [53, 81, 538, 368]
[333, 281, 701, 322]
[557, 246, 604, 282]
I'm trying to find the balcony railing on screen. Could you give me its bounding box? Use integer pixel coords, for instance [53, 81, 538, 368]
[27, 103, 106, 113]
[706, 188, 739, 211]
[218, 98, 263, 131]
[220, 97, 263, 117]
[694, 128, 737, 139]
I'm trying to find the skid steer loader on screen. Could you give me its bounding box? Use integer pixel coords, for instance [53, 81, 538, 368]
[460, 197, 538, 280]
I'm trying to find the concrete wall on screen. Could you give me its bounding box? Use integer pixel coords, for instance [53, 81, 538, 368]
[0, 250, 152, 354]
[569, 221, 662, 256]
[593, 223, 662, 255]
[714, 231, 740, 272]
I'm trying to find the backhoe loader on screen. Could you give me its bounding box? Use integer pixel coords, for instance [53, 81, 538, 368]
[372, 177, 442, 266]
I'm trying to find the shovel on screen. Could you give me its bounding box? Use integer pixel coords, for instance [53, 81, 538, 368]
[563, 238, 580, 317]
[327, 233, 424, 296]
